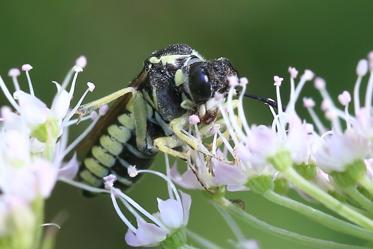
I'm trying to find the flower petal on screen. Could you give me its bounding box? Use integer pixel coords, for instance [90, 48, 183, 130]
[58, 153, 79, 179]
[180, 192, 191, 225]
[157, 198, 183, 229]
[212, 160, 247, 187]
[16, 90, 49, 126]
[170, 165, 202, 189]
[125, 219, 167, 247]
[31, 159, 58, 198]
[51, 82, 71, 120]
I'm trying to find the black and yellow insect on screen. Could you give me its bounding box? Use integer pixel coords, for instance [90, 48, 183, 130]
[77, 44, 238, 189]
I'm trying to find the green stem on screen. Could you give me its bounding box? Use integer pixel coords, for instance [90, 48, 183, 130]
[360, 176, 373, 196]
[179, 245, 201, 249]
[344, 187, 373, 215]
[282, 166, 373, 231]
[263, 190, 373, 241]
[186, 230, 223, 249]
[32, 197, 44, 249]
[217, 198, 372, 249]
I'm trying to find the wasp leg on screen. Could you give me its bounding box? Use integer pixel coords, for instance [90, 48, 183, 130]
[77, 87, 136, 116]
[170, 116, 211, 156]
[154, 136, 189, 160]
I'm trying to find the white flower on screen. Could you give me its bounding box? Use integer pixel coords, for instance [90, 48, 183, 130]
[0, 56, 105, 238]
[104, 168, 191, 248]
[313, 130, 369, 172]
[125, 192, 191, 247]
[243, 125, 280, 167]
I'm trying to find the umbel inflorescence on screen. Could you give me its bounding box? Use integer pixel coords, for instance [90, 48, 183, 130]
[1, 52, 373, 249]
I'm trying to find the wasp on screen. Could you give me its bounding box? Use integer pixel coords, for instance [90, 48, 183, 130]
[77, 44, 267, 190]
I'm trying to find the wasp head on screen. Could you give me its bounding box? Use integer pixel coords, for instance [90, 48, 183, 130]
[185, 58, 238, 104]
[183, 57, 238, 123]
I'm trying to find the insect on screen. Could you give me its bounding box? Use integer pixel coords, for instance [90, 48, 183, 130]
[76, 43, 258, 190]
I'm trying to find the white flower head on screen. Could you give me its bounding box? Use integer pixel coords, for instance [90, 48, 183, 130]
[314, 130, 369, 172]
[103, 169, 191, 248]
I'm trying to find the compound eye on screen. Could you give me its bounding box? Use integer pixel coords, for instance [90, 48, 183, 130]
[189, 63, 212, 104]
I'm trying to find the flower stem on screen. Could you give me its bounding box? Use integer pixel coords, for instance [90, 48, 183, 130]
[263, 190, 373, 241]
[344, 187, 373, 215]
[282, 166, 373, 230]
[269, 152, 373, 231]
[217, 198, 372, 249]
[32, 197, 44, 249]
[186, 230, 223, 249]
[179, 245, 201, 249]
[359, 176, 373, 196]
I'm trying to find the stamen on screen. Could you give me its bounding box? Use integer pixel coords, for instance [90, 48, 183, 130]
[63, 82, 96, 125]
[237, 82, 251, 136]
[217, 129, 235, 156]
[338, 91, 352, 129]
[0, 76, 20, 113]
[114, 188, 167, 230]
[110, 192, 137, 232]
[188, 115, 202, 140]
[338, 91, 351, 106]
[288, 67, 298, 99]
[64, 113, 96, 127]
[239, 77, 248, 85]
[210, 125, 220, 155]
[21, 64, 35, 96]
[227, 85, 246, 141]
[228, 76, 239, 87]
[59, 110, 101, 160]
[313, 77, 343, 132]
[128, 166, 138, 177]
[119, 198, 144, 222]
[8, 68, 21, 92]
[365, 53, 373, 111]
[68, 66, 83, 99]
[325, 110, 342, 134]
[75, 55, 87, 69]
[286, 70, 314, 113]
[104, 174, 117, 190]
[217, 100, 239, 145]
[288, 67, 299, 79]
[164, 154, 175, 199]
[59, 177, 109, 194]
[303, 97, 326, 134]
[354, 59, 368, 114]
[56, 127, 69, 159]
[273, 75, 285, 131]
[134, 169, 181, 205]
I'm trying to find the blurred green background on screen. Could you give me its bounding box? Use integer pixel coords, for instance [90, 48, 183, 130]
[1, 1, 373, 248]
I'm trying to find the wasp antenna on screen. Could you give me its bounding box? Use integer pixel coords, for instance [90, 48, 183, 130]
[244, 93, 278, 110]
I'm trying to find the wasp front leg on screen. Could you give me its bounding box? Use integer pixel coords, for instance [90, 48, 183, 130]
[170, 116, 211, 156]
[154, 136, 189, 160]
[77, 87, 136, 117]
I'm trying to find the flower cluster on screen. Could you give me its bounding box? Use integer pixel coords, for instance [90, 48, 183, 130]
[0, 57, 103, 249]
[170, 52, 373, 243]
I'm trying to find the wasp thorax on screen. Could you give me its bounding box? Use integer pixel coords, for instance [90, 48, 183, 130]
[187, 58, 238, 105]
